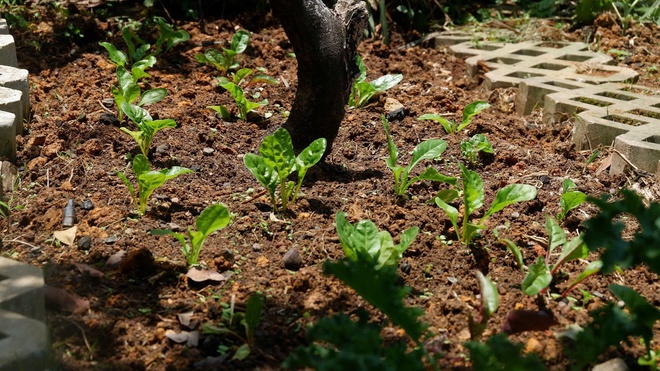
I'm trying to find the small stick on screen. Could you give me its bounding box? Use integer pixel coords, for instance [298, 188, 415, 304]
[242, 188, 268, 204]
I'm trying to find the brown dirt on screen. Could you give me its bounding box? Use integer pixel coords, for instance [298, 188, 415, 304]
[1, 6, 659, 371]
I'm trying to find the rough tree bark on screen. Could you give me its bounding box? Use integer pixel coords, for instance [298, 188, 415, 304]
[270, 0, 368, 155]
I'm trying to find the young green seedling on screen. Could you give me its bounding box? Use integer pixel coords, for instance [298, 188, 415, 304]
[152, 17, 190, 56]
[210, 68, 278, 120]
[349, 55, 403, 108]
[434, 163, 536, 245]
[557, 179, 586, 221]
[243, 127, 326, 213]
[195, 29, 250, 75]
[468, 271, 499, 340]
[461, 133, 493, 165]
[418, 101, 490, 135]
[382, 115, 456, 197]
[151, 203, 230, 266]
[116, 154, 192, 215]
[520, 216, 596, 297]
[335, 212, 418, 270]
[120, 103, 176, 157]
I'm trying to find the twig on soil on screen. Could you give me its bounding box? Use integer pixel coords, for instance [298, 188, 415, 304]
[4, 238, 41, 250]
[98, 100, 114, 114]
[612, 148, 640, 173]
[241, 188, 268, 204]
[46, 168, 50, 188]
[65, 319, 94, 358]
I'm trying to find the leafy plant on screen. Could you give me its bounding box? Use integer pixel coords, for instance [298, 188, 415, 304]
[557, 179, 586, 221]
[152, 17, 190, 55]
[203, 294, 263, 361]
[468, 271, 499, 340]
[348, 55, 403, 108]
[210, 68, 278, 120]
[382, 115, 456, 197]
[465, 333, 546, 370]
[151, 204, 230, 266]
[519, 216, 596, 297]
[116, 154, 193, 215]
[568, 284, 660, 369]
[461, 133, 493, 165]
[243, 128, 326, 213]
[120, 103, 176, 157]
[195, 29, 250, 75]
[418, 101, 490, 135]
[434, 163, 537, 245]
[0, 200, 8, 219]
[335, 212, 418, 269]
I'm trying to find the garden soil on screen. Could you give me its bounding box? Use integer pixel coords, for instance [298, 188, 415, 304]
[1, 7, 659, 370]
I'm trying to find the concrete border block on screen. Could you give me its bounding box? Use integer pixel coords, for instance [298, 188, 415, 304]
[0, 35, 17, 68]
[0, 309, 50, 371]
[0, 257, 46, 322]
[0, 86, 22, 135]
[611, 122, 660, 176]
[0, 19, 7, 35]
[0, 65, 29, 121]
[0, 111, 16, 162]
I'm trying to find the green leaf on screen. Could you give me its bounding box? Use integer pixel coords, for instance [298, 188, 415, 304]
[559, 180, 587, 220]
[233, 68, 253, 85]
[231, 30, 250, 53]
[521, 256, 552, 296]
[99, 42, 127, 66]
[415, 167, 457, 186]
[460, 163, 484, 218]
[545, 216, 567, 257]
[397, 227, 419, 255]
[382, 115, 399, 171]
[116, 170, 135, 202]
[562, 260, 602, 296]
[243, 294, 263, 343]
[481, 184, 537, 222]
[133, 55, 157, 72]
[207, 105, 231, 119]
[232, 343, 251, 361]
[407, 139, 447, 172]
[249, 74, 279, 85]
[435, 189, 459, 203]
[138, 88, 167, 106]
[370, 74, 403, 93]
[476, 270, 499, 318]
[297, 138, 327, 169]
[555, 234, 588, 270]
[132, 154, 151, 177]
[243, 153, 279, 196]
[435, 197, 459, 240]
[260, 127, 296, 179]
[499, 238, 526, 271]
[121, 102, 152, 123]
[417, 113, 456, 134]
[196, 204, 230, 238]
[459, 101, 490, 131]
[354, 54, 367, 83]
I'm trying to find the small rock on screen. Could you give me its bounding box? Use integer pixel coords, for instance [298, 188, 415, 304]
[156, 144, 170, 154]
[384, 97, 404, 112]
[99, 112, 120, 126]
[400, 259, 411, 274]
[103, 235, 119, 244]
[62, 199, 76, 227]
[386, 107, 406, 122]
[190, 164, 202, 172]
[80, 199, 94, 210]
[101, 98, 115, 108]
[511, 211, 520, 218]
[252, 243, 262, 251]
[283, 247, 303, 271]
[592, 358, 628, 371]
[202, 147, 215, 156]
[77, 235, 91, 250]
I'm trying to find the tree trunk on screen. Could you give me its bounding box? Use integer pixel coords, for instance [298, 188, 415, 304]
[271, 0, 368, 155]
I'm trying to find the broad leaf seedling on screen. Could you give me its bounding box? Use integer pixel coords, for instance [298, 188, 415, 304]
[349, 55, 403, 108]
[195, 29, 250, 75]
[418, 100, 490, 135]
[120, 103, 176, 157]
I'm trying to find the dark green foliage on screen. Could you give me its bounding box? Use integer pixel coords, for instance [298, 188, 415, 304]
[583, 190, 660, 275]
[465, 333, 546, 370]
[283, 311, 425, 371]
[569, 285, 660, 369]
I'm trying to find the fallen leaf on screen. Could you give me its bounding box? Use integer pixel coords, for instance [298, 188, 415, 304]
[186, 268, 228, 283]
[106, 250, 126, 266]
[44, 285, 90, 313]
[177, 311, 194, 328]
[165, 329, 200, 347]
[73, 263, 104, 277]
[502, 309, 557, 335]
[53, 226, 77, 246]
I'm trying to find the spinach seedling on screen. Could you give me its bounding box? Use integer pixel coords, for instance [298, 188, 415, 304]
[461, 133, 493, 165]
[468, 270, 499, 340]
[434, 163, 536, 245]
[152, 17, 190, 56]
[520, 216, 597, 297]
[110, 65, 166, 122]
[120, 103, 176, 157]
[557, 179, 586, 221]
[202, 294, 263, 361]
[210, 68, 278, 120]
[151, 203, 230, 266]
[116, 154, 192, 215]
[195, 29, 250, 75]
[382, 115, 456, 197]
[243, 127, 326, 213]
[349, 55, 403, 108]
[418, 101, 490, 134]
[335, 212, 418, 270]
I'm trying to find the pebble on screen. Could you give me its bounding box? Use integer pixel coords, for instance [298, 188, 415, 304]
[99, 112, 120, 126]
[104, 235, 119, 244]
[101, 98, 115, 108]
[283, 247, 303, 271]
[202, 147, 215, 156]
[80, 199, 94, 210]
[156, 144, 170, 154]
[400, 259, 411, 274]
[77, 235, 91, 250]
[190, 164, 202, 172]
[252, 243, 262, 251]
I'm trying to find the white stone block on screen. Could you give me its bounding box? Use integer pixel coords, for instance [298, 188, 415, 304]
[0, 35, 17, 67]
[0, 65, 29, 120]
[0, 111, 16, 162]
[0, 86, 22, 135]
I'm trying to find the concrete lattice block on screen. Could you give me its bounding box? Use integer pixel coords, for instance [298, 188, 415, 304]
[0, 65, 29, 121]
[0, 257, 46, 322]
[0, 35, 17, 68]
[0, 110, 16, 162]
[0, 19, 7, 35]
[0, 86, 22, 135]
[0, 309, 50, 371]
[611, 122, 660, 176]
